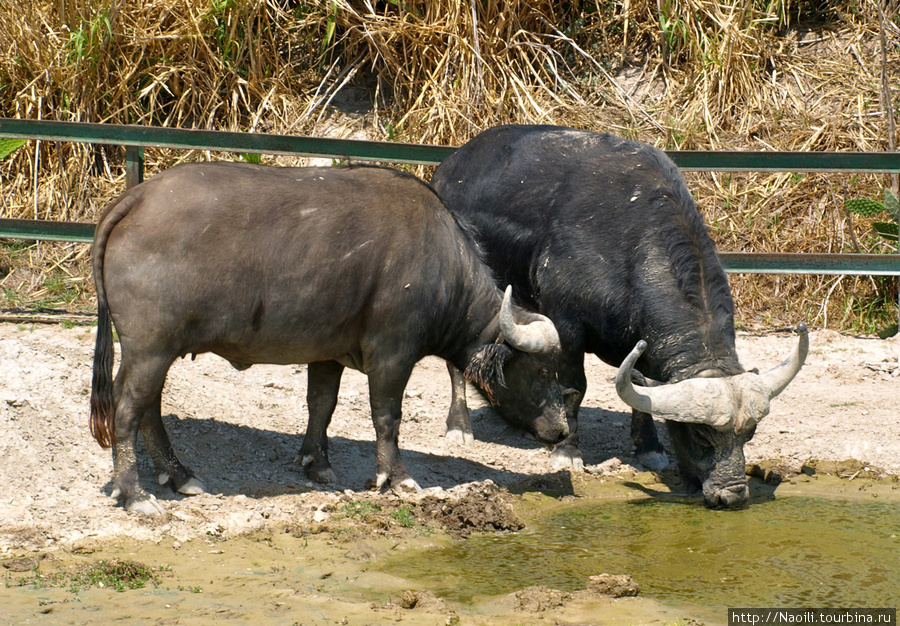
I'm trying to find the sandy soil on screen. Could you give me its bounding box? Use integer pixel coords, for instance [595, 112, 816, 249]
[1, 321, 899, 623]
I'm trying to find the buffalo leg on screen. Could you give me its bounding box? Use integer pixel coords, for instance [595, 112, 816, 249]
[299, 360, 344, 484]
[367, 364, 420, 492]
[444, 363, 474, 445]
[630, 409, 668, 471]
[111, 353, 172, 515]
[550, 356, 586, 471]
[139, 395, 206, 495]
[628, 369, 669, 471]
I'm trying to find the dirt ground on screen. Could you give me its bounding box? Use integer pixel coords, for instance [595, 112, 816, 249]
[1, 320, 899, 623]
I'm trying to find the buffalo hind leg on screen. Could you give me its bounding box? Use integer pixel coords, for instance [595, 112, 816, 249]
[445, 363, 474, 445]
[111, 354, 173, 515]
[367, 364, 420, 493]
[299, 360, 344, 484]
[139, 395, 206, 495]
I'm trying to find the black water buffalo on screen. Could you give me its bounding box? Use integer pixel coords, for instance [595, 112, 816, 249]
[431, 124, 808, 509]
[90, 162, 567, 515]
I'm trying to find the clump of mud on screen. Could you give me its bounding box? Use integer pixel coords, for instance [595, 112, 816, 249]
[280, 481, 525, 541]
[513, 586, 572, 612]
[802, 458, 885, 480]
[399, 589, 447, 611]
[417, 481, 524, 539]
[585, 573, 640, 597]
[747, 457, 888, 487]
[511, 574, 640, 612]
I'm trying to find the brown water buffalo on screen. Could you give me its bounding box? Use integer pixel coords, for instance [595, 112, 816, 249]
[431, 125, 808, 509]
[90, 162, 566, 515]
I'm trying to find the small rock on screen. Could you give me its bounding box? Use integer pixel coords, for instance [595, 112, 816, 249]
[586, 458, 622, 475]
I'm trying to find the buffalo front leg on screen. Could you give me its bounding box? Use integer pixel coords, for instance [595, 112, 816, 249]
[299, 360, 344, 484]
[367, 365, 420, 492]
[550, 356, 586, 471]
[444, 363, 474, 445]
[628, 370, 669, 471]
[111, 355, 172, 515]
[630, 409, 669, 471]
[139, 395, 206, 495]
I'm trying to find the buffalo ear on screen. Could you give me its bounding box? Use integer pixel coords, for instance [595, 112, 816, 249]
[465, 343, 512, 405]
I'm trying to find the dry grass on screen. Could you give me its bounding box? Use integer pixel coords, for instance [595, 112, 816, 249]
[0, 0, 898, 330]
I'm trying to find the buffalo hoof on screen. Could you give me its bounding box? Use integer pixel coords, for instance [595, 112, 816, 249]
[550, 445, 584, 471]
[636, 450, 669, 473]
[176, 476, 207, 495]
[126, 494, 166, 516]
[299, 453, 337, 484]
[158, 472, 208, 495]
[445, 427, 475, 446]
[368, 473, 422, 493]
[394, 477, 423, 493]
[307, 467, 338, 484]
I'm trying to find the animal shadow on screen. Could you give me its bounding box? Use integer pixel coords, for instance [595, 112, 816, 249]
[110, 414, 574, 503]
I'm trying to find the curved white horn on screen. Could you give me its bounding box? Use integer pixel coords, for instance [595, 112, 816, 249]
[498, 286, 561, 354]
[615, 339, 736, 429]
[615, 340, 653, 414]
[759, 322, 809, 398]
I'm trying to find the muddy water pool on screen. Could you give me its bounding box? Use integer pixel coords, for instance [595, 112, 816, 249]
[4, 490, 899, 624]
[381, 495, 900, 612]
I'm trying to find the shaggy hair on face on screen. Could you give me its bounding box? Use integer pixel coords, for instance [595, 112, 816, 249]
[464, 343, 512, 404]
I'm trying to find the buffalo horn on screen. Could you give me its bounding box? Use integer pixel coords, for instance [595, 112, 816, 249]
[615, 323, 810, 429]
[615, 339, 737, 429]
[498, 285, 561, 354]
[758, 322, 809, 398]
[615, 340, 653, 414]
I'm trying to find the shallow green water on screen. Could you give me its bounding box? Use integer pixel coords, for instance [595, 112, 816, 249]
[382, 496, 900, 609]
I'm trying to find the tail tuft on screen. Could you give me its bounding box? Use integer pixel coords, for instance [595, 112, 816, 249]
[89, 303, 116, 449]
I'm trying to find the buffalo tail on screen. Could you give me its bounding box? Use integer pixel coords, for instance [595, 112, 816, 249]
[88, 192, 138, 449]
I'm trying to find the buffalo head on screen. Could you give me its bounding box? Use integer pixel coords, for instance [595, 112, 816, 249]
[615, 324, 809, 508]
[466, 286, 568, 445]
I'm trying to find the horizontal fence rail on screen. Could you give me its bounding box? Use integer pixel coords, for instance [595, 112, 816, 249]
[4, 118, 900, 171]
[0, 218, 95, 243]
[1, 118, 899, 278]
[719, 252, 900, 275]
[0, 118, 456, 166]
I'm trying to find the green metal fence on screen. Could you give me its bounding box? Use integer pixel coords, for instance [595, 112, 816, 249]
[2, 117, 900, 278]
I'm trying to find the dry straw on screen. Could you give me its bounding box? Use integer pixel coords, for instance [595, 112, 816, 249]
[0, 0, 898, 330]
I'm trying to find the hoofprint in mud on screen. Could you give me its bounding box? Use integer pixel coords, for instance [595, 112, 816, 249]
[0, 321, 899, 550]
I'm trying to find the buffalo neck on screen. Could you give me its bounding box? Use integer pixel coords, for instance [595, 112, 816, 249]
[641, 319, 744, 382]
[437, 279, 506, 373]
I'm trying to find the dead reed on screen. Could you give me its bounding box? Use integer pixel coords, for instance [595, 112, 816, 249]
[0, 0, 897, 330]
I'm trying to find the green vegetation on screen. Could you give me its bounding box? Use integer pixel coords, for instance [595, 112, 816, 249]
[391, 504, 417, 529]
[20, 559, 159, 593]
[0, 137, 27, 160]
[845, 188, 900, 244]
[338, 500, 381, 519]
[42, 272, 82, 304]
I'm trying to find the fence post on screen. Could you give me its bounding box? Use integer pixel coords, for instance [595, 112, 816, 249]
[125, 145, 144, 188]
